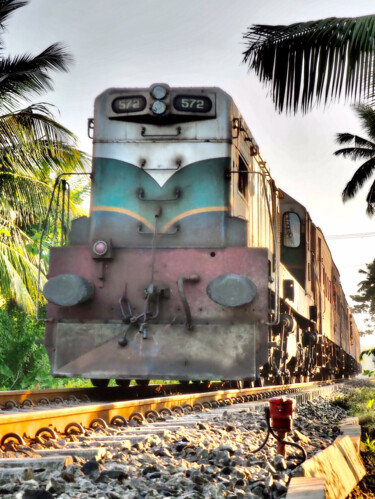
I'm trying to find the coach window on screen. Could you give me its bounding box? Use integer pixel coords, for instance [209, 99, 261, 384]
[238, 155, 248, 197]
[283, 212, 301, 247]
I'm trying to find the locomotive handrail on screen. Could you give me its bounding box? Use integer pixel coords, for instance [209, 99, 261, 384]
[141, 126, 181, 137]
[137, 187, 181, 202]
[137, 223, 180, 235]
[312, 260, 324, 335]
[178, 274, 200, 330]
[87, 118, 94, 139]
[232, 118, 241, 139]
[261, 173, 280, 326]
[36, 172, 92, 322]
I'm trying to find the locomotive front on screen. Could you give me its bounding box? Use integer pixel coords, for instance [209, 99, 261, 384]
[42, 84, 277, 386]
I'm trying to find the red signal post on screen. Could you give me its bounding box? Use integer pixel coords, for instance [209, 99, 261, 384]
[269, 397, 296, 457]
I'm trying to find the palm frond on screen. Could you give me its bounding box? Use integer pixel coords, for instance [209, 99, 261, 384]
[334, 146, 375, 160]
[243, 15, 375, 113]
[335, 133, 356, 144]
[0, 1, 28, 57]
[355, 104, 375, 140]
[335, 132, 375, 148]
[2, 103, 74, 139]
[0, 43, 72, 107]
[366, 179, 375, 215]
[70, 180, 91, 205]
[0, 216, 45, 313]
[0, 141, 88, 178]
[0, 104, 89, 177]
[0, 172, 87, 227]
[0, 0, 27, 31]
[342, 157, 375, 200]
[0, 0, 88, 311]
[0, 172, 50, 218]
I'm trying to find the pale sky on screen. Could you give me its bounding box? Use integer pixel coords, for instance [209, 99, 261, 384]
[8, 0, 375, 347]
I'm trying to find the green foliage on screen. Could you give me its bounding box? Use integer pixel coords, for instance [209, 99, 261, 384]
[333, 385, 375, 427]
[360, 349, 375, 394]
[352, 260, 375, 334]
[0, 304, 98, 389]
[46, 377, 92, 389]
[364, 435, 375, 454]
[0, 0, 89, 313]
[361, 348, 375, 360]
[243, 15, 375, 114]
[0, 304, 49, 389]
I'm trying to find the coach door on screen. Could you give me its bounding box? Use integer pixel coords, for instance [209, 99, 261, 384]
[231, 150, 249, 221]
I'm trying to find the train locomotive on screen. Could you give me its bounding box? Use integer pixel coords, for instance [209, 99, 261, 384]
[41, 84, 360, 387]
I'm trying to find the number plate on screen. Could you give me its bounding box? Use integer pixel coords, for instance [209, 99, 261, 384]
[173, 95, 212, 113]
[112, 96, 147, 113]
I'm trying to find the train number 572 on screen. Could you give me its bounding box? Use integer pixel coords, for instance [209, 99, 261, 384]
[180, 98, 205, 109]
[174, 95, 212, 113]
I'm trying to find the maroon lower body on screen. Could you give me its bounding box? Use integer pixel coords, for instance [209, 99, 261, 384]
[44, 246, 272, 380]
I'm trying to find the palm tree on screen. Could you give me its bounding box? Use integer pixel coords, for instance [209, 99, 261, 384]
[334, 105, 375, 215]
[351, 258, 375, 335]
[0, 0, 88, 312]
[243, 14, 375, 113]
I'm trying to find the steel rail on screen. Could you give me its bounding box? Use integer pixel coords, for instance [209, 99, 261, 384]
[0, 379, 334, 409]
[0, 383, 226, 409]
[0, 385, 147, 408]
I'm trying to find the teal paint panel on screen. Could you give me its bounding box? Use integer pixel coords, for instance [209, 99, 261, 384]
[91, 157, 230, 227]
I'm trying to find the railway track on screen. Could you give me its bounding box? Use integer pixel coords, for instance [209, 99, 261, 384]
[0, 379, 354, 498]
[0, 383, 190, 411]
[0, 380, 344, 451]
[0, 381, 248, 411]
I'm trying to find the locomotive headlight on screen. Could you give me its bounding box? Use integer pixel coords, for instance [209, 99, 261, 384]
[151, 85, 168, 100]
[93, 240, 108, 256]
[207, 274, 257, 307]
[43, 274, 94, 307]
[151, 100, 167, 115]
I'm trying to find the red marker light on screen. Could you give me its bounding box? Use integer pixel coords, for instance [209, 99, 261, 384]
[93, 240, 108, 256]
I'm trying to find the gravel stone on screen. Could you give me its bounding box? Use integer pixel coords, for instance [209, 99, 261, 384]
[60, 470, 76, 483]
[81, 459, 102, 479]
[97, 469, 128, 481]
[45, 477, 66, 494]
[22, 469, 34, 481]
[251, 484, 265, 497]
[17, 490, 54, 499]
[219, 444, 237, 454]
[274, 480, 288, 494]
[273, 454, 287, 471]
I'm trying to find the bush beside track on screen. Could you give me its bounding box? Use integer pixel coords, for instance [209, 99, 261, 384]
[333, 380, 375, 498]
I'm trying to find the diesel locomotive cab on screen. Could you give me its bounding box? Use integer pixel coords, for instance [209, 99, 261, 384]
[40, 84, 360, 387]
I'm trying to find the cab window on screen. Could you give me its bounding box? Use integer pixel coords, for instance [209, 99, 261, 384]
[283, 212, 301, 247]
[238, 155, 248, 196]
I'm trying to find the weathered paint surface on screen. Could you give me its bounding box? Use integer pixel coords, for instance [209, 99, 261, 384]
[53, 323, 257, 380]
[45, 246, 271, 379]
[89, 157, 233, 247]
[46, 246, 271, 322]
